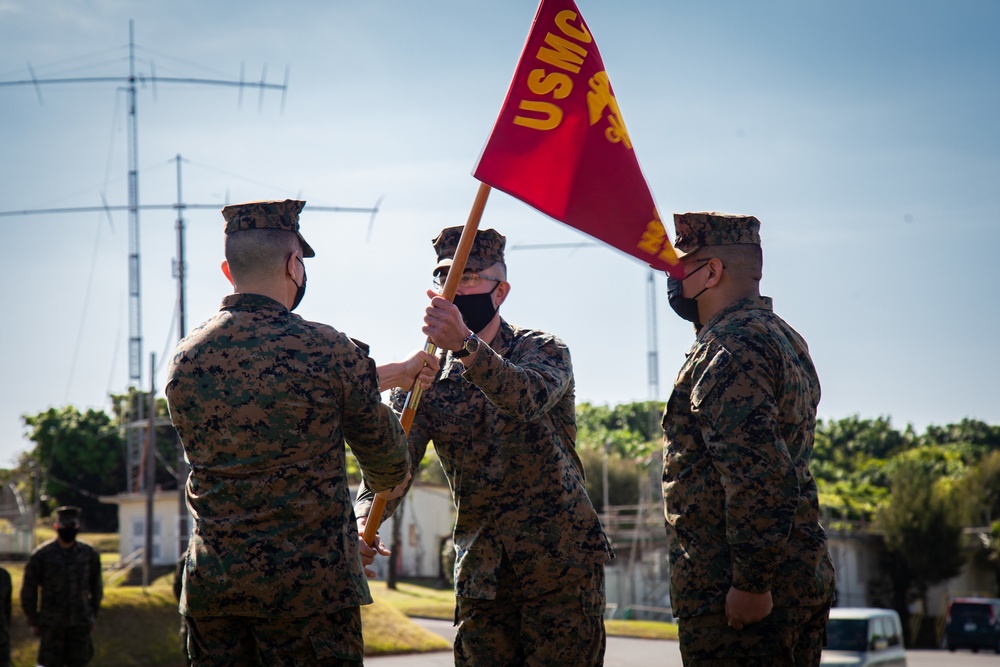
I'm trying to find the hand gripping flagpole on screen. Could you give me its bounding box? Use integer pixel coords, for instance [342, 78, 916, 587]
[363, 182, 492, 547]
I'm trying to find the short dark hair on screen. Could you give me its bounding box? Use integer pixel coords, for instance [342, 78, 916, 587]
[225, 228, 300, 282]
[695, 244, 763, 282]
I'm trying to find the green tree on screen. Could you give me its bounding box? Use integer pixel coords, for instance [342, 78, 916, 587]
[576, 401, 664, 460]
[812, 415, 913, 483]
[919, 419, 1000, 458]
[110, 389, 182, 492]
[960, 452, 1000, 595]
[19, 391, 180, 532]
[878, 457, 965, 645]
[21, 405, 125, 531]
[575, 401, 664, 512]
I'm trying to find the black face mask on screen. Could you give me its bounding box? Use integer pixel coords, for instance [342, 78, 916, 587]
[57, 527, 78, 543]
[667, 261, 710, 327]
[453, 283, 500, 333]
[289, 257, 307, 311]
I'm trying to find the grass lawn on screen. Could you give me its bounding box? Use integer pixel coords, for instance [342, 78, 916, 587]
[4, 561, 449, 666]
[369, 578, 679, 641]
[4, 531, 674, 665]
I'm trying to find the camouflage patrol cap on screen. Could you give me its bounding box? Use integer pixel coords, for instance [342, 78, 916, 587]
[672, 212, 761, 258]
[54, 506, 81, 526]
[432, 226, 506, 275]
[221, 199, 315, 258]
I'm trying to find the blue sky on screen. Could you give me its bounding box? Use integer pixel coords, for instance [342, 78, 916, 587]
[1, 1, 998, 465]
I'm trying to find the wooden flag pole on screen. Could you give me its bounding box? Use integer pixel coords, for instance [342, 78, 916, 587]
[363, 182, 492, 547]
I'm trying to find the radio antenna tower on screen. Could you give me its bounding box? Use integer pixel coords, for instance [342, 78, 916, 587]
[0, 20, 288, 390]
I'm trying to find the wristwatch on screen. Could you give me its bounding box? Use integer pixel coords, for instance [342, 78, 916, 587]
[453, 333, 480, 359]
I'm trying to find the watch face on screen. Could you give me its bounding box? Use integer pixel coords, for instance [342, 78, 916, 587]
[454, 334, 478, 358]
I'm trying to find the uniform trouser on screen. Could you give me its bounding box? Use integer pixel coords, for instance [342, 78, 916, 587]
[454, 553, 607, 667]
[678, 602, 831, 667]
[37, 625, 94, 667]
[183, 606, 364, 667]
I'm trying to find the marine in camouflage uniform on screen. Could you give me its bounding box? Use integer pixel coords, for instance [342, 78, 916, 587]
[0, 565, 11, 667]
[355, 227, 614, 667]
[20, 506, 103, 667]
[661, 212, 836, 667]
[165, 200, 413, 666]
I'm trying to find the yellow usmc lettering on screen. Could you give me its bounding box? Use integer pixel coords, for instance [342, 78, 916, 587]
[513, 10, 591, 131]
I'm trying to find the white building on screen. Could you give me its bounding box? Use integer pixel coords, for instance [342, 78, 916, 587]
[102, 483, 456, 577]
[355, 483, 455, 580]
[101, 490, 186, 567]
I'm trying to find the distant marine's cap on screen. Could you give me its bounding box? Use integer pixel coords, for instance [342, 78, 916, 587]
[672, 212, 761, 258]
[54, 506, 81, 526]
[432, 226, 506, 275]
[221, 199, 315, 257]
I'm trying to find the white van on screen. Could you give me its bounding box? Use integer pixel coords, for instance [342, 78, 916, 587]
[821, 607, 907, 666]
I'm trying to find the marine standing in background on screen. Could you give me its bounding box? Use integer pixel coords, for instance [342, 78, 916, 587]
[0, 563, 10, 667]
[661, 212, 836, 667]
[165, 199, 434, 666]
[20, 506, 103, 667]
[355, 227, 614, 667]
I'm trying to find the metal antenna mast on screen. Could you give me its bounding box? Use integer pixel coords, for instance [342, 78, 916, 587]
[0, 20, 288, 389]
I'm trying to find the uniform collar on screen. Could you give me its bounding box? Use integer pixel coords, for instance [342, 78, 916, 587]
[220, 292, 288, 313]
[696, 295, 773, 342]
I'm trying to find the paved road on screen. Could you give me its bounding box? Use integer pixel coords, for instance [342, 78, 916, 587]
[366, 618, 684, 666]
[367, 618, 1000, 666]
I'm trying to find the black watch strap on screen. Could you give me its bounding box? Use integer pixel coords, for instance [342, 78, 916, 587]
[453, 333, 479, 359]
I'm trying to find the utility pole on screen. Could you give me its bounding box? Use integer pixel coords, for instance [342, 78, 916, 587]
[173, 155, 190, 560]
[143, 353, 157, 588]
[0, 22, 288, 507]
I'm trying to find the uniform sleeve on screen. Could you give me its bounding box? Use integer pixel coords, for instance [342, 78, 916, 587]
[462, 333, 572, 422]
[0, 569, 9, 665]
[20, 554, 39, 626]
[693, 344, 799, 594]
[89, 548, 103, 618]
[339, 341, 411, 494]
[354, 388, 432, 525]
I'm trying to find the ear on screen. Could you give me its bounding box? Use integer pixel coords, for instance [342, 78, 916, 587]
[286, 253, 303, 281]
[493, 281, 511, 308]
[704, 258, 725, 288]
[221, 260, 235, 287]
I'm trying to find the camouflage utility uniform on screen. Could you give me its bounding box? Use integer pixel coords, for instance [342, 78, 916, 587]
[663, 295, 835, 666]
[20, 539, 103, 667]
[0, 566, 11, 667]
[357, 318, 614, 667]
[166, 292, 410, 665]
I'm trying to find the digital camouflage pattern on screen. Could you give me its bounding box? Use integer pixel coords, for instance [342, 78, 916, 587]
[20, 539, 102, 667]
[356, 319, 613, 600]
[21, 540, 103, 628]
[0, 566, 10, 667]
[184, 606, 364, 666]
[35, 626, 93, 667]
[221, 199, 315, 257]
[672, 212, 761, 258]
[165, 292, 410, 618]
[454, 555, 606, 667]
[677, 603, 830, 667]
[662, 296, 835, 620]
[432, 226, 506, 275]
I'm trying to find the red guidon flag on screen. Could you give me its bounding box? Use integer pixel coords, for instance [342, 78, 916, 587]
[474, 0, 681, 276]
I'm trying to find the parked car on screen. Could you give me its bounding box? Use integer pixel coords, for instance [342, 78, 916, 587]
[944, 597, 1000, 653]
[821, 607, 906, 666]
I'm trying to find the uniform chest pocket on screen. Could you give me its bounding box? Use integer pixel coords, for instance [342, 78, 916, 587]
[691, 347, 764, 437]
[691, 348, 732, 409]
[422, 403, 474, 455]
